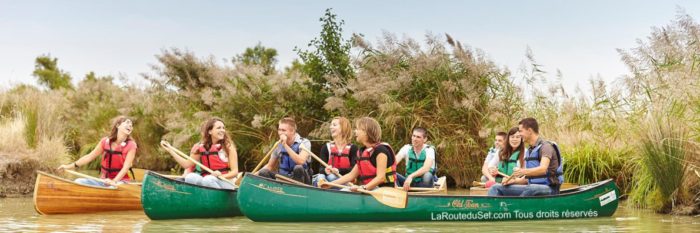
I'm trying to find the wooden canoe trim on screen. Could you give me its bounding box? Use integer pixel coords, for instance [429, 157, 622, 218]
[33, 171, 142, 215]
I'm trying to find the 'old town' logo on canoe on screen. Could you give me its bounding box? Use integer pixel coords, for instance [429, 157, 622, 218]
[439, 199, 491, 209]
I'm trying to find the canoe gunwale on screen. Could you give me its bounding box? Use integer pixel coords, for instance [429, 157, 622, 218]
[243, 172, 615, 199]
[35, 170, 126, 191]
[145, 171, 238, 193]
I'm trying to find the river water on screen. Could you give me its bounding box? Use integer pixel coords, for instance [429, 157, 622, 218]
[0, 197, 697, 232]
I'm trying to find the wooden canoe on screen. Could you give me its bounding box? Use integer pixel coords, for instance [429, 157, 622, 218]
[141, 171, 242, 220]
[237, 173, 619, 222]
[33, 171, 142, 215]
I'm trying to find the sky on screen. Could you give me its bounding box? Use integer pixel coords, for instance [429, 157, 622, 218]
[1, 1, 699, 93]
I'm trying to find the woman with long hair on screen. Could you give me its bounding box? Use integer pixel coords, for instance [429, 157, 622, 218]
[321, 117, 397, 192]
[495, 127, 525, 183]
[57, 116, 137, 187]
[164, 117, 238, 189]
[312, 117, 358, 186]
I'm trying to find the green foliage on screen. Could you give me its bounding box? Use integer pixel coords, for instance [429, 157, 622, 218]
[235, 43, 278, 75]
[296, 8, 354, 121]
[563, 143, 632, 191]
[32, 55, 73, 90]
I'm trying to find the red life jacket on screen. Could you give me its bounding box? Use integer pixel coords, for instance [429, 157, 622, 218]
[327, 143, 352, 171]
[356, 143, 397, 186]
[195, 143, 230, 177]
[100, 138, 136, 181]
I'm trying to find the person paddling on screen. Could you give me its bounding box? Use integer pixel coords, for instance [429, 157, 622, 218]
[162, 117, 239, 189]
[57, 116, 137, 188]
[488, 118, 564, 196]
[312, 117, 358, 187]
[257, 117, 313, 184]
[395, 127, 437, 191]
[320, 117, 397, 192]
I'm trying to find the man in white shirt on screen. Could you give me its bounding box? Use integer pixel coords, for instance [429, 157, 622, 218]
[481, 131, 506, 183]
[395, 127, 437, 191]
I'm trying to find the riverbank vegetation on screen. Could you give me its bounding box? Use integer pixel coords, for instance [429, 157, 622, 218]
[0, 9, 697, 214]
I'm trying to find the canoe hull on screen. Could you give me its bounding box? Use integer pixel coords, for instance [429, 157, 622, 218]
[141, 171, 242, 220]
[33, 171, 142, 215]
[238, 173, 619, 222]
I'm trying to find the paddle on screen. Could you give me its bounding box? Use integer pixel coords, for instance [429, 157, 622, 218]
[253, 141, 280, 173]
[299, 145, 342, 177]
[235, 141, 280, 186]
[472, 181, 485, 187]
[318, 179, 407, 209]
[274, 174, 312, 186]
[64, 170, 141, 194]
[160, 141, 237, 187]
[407, 176, 447, 193]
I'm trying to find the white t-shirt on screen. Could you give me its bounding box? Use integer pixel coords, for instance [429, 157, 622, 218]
[484, 146, 499, 167]
[396, 144, 437, 171]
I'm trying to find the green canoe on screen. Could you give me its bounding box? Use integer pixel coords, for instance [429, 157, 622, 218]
[141, 171, 242, 220]
[237, 173, 619, 222]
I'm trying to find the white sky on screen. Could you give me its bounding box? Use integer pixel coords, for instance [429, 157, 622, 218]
[1, 1, 698, 93]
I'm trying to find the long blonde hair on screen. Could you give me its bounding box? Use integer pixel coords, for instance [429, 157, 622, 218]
[332, 117, 353, 143]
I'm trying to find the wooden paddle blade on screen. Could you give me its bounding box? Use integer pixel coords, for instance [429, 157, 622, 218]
[368, 187, 408, 209]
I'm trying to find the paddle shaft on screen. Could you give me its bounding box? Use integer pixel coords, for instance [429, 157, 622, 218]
[321, 181, 374, 195]
[274, 174, 311, 186]
[300, 145, 342, 177]
[64, 170, 140, 193]
[163, 143, 237, 186]
[253, 141, 280, 173]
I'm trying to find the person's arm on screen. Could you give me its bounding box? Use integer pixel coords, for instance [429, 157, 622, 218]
[319, 145, 333, 175]
[222, 144, 239, 179]
[281, 139, 309, 165]
[161, 141, 196, 169]
[514, 145, 553, 177]
[58, 140, 104, 170]
[362, 152, 389, 190]
[326, 165, 359, 187]
[395, 146, 408, 165]
[260, 149, 279, 174]
[111, 146, 136, 182]
[402, 155, 433, 190]
[481, 153, 496, 182]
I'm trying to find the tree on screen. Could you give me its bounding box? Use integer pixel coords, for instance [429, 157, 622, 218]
[295, 8, 354, 121]
[32, 55, 73, 90]
[235, 43, 278, 75]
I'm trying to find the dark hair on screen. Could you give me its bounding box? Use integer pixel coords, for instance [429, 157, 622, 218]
[413, 127, 428, 139]
[108, 116, 132, 143]
[518, 117, 539, 134]
[200, 117, 234, 156]
[499, 127, 525, 167]
[496, 131, 507, 138]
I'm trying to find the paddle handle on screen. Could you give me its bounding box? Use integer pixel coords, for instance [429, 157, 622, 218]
[300, 145, 341, 177]
[162, 143, 236, 187]
[497, 171, 510, 178]
[253, 141, 280, 173]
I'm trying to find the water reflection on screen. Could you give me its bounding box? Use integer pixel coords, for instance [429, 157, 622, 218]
[1, 197, 698, 233]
